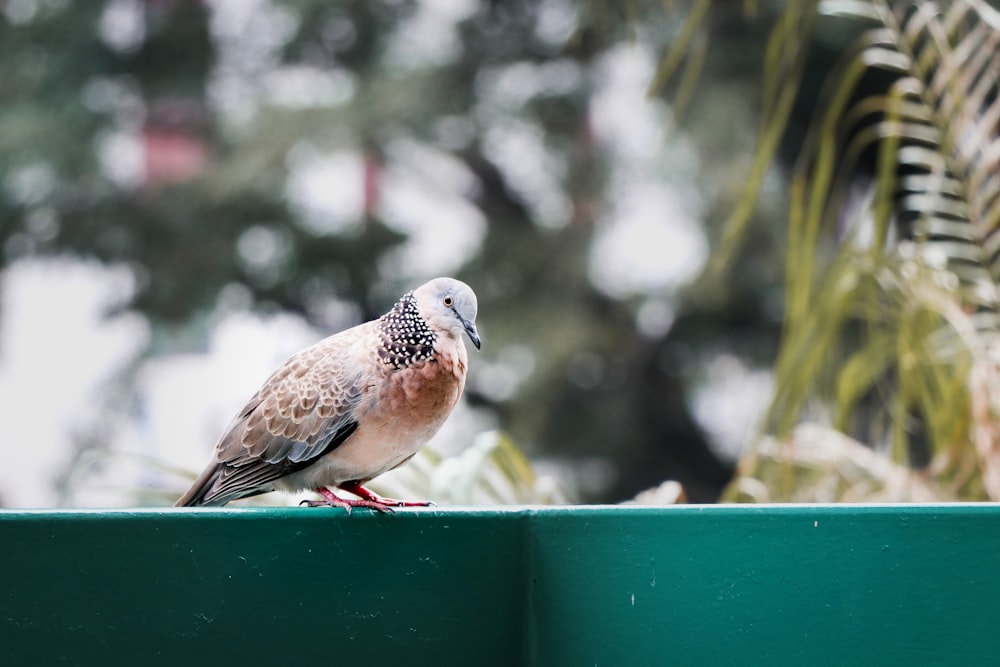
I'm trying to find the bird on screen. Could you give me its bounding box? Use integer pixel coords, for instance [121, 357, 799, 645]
[175, 277, 481, 512]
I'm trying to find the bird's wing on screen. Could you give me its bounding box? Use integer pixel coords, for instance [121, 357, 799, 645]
[176, 330, 372, 506]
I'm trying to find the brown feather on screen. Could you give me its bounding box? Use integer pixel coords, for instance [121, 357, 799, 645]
[175, 326, 370, 506]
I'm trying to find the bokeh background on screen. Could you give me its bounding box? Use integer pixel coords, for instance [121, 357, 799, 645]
[2, 1, 997, 508]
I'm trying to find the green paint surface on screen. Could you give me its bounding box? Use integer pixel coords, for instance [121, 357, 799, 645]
[3, 505, 999, 665]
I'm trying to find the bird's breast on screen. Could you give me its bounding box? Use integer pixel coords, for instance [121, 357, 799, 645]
[288, 343, 468, 488]
[374, 346, 466, 423]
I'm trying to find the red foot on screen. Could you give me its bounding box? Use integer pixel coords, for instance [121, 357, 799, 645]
[300, 487, 395, 514]
[339, 481, 434, 508]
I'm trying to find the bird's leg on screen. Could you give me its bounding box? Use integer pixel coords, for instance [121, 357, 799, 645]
[300, 487, 395, 513]
[339, 481, 434, 508]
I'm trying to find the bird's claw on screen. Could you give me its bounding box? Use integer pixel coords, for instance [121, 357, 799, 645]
[298, 484, 437, 513]
[300, 492, 395, 514]
[337, 482, 433, 508]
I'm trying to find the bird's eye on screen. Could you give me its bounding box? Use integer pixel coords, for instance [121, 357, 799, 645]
[443, 295, 454, 307]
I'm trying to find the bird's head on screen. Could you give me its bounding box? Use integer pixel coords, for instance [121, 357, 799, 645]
[414, 277, 481, 350]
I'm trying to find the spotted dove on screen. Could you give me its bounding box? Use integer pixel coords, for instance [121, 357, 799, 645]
[175, 277, 481, 512]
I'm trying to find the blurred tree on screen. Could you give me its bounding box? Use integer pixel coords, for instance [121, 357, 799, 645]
[1, 0, 862, 504]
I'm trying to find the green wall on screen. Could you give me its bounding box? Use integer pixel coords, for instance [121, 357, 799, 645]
[3, 506, 999, 665]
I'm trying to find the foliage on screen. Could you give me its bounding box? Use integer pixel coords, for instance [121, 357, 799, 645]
[371, 431, 574, 506]
[716, 0, 1000, 500]
[65, 430, 573, 507]
[722, 423, 949, 502]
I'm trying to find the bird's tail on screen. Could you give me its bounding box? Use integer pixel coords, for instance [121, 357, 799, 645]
[175, 462, 272, 507]
[174, 463, 227, 507]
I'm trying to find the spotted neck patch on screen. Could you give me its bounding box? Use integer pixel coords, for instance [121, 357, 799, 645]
[377, 291, 437, 369]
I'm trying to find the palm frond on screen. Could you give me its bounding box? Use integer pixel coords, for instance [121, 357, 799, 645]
[712, 3, 821, 274]
[719, 0, 1000, 500]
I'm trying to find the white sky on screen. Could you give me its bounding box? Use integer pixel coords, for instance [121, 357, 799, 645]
[0, 259, 148, 506]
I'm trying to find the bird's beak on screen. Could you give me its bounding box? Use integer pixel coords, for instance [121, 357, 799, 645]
[462, 319, 482, 350]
